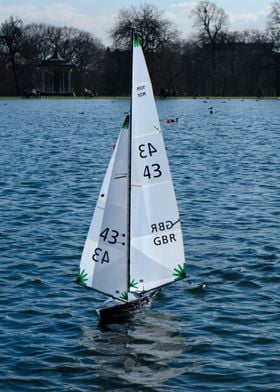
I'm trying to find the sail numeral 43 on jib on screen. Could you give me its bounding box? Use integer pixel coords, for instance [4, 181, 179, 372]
[100, 227, 125, 244]
[92, 248, 109, 264]
[91, 227, 126, 264]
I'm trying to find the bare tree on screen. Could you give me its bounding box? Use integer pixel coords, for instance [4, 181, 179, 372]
[62, 28, 104, 73]
[267, 1, 280, 50]
[21, 23, 63, 62]
[191, 0, 229, 95]
[110, 3, 179, 52]
[62, 28, 105, 93]
[0, 16, 23, 95]
[266, 1, 280, 94]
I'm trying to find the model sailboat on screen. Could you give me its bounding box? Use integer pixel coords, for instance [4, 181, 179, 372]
[77, 33, 186, 319]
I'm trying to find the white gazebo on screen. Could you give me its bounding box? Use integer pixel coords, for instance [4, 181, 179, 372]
[38, 49, 74, 95]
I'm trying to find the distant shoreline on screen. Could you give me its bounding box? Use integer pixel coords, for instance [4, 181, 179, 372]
[0, 96, 279, 100]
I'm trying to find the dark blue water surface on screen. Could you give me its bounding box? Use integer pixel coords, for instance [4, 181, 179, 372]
[0, 98, 279, 391]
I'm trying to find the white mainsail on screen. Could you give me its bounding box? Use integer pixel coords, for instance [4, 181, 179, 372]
[78, 117, 129, 298]
[129, 34, 185, 292]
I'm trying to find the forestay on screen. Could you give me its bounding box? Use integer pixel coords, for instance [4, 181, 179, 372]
[130, 35, 185, 292]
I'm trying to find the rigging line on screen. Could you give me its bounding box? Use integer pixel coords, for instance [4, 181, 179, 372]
[171, 218, 181, 227]
[132, 129, 161, 139]
[139, 275, 189, 295]
[76, 282, 129, 303]
[127, 28, 134, 293]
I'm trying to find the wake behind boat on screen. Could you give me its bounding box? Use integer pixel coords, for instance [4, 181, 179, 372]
[77, 32, 186, 320]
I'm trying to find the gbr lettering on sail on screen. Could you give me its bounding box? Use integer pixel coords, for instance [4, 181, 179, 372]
[136, 139, 178, 248]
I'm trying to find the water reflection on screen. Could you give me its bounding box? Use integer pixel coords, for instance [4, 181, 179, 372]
[81, 311, 187, 390]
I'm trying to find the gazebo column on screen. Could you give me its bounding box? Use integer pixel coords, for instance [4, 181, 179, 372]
[68, 69, 72, 93]
[60, 70, 63, 93]
[41, 69, 46, 93]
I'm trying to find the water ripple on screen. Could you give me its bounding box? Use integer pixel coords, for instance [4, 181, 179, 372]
[0, 98, 279, 391]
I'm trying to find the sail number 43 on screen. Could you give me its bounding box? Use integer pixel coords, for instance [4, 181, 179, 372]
[100, 227, 120, 244]
[138, 143, 157, 158]
[92, 227, 125, 264]
[92, 248, 109, 263]
[138, 143, 162, 179]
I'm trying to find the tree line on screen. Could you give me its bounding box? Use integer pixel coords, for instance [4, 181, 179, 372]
[0, 1, 280, 97]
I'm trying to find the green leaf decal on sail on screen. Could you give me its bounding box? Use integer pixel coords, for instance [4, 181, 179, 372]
[133, 34, 141, 47]
[122, 115, 129, 129]
[77, 268, 88, 285]
[120, 291, 128, 301]
[130, 279, 138, 289]
[173, 264, 186, 280]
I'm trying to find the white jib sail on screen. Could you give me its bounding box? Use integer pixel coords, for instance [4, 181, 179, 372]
[130, 35, 185, 293]
[79, 119, 129, 298]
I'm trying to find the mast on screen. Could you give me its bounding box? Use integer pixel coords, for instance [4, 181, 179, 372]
[126, 30, 134, 293]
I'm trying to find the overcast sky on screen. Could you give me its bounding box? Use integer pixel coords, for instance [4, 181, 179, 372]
[0, 0, 273, 44]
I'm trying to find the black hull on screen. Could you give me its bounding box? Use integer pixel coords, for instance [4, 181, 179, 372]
[96, 290, 160, 322]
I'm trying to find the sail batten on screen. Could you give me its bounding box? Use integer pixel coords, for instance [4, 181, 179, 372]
[134, 180, 172, 188]
[132, 131, 160, 138]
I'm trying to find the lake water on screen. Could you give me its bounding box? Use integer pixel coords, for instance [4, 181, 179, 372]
[0, 98, 279, 391]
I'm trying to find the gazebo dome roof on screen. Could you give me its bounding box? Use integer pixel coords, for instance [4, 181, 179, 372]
[39, 48, 73, 68]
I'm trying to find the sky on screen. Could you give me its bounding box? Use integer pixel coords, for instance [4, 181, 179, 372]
[0, 0, 273, 44]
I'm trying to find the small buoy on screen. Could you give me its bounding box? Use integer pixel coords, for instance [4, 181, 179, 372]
[166, 117, 179, 124]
